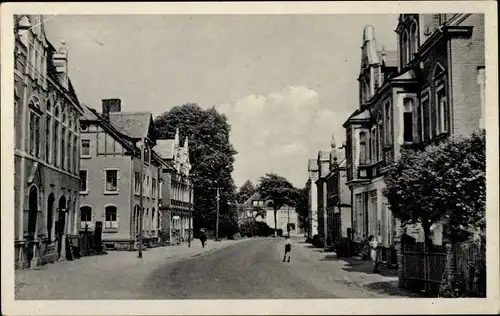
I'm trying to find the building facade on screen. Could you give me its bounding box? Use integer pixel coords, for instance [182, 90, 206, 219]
[156, 129, 194, 245]
[242, 193, 302, 236]
[79, 99, 163, 250]
[343, 14, 485, 261]
[307, 159, 319, 238]
[316, 150, 330, 246]
[324, 135, 352, 245]
[14, 15, 84, 268]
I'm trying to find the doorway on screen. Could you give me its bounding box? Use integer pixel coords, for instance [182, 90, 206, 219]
[56, 196, 67, 258]
[27, 186, 38, 264]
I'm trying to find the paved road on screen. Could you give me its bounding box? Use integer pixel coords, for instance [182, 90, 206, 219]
[16, 237, 410, 300]
[141, 238, 389, 299]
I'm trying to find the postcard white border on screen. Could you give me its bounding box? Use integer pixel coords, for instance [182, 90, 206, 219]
[1, 1, 498, 315]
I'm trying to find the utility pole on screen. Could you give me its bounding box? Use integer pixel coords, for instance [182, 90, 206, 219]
[215, 184, 220, 241]
[138, 139, 144, 258]
[188, 177, 192, 247]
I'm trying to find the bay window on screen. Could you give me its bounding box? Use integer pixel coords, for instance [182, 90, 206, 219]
[403, 98, 414, 143]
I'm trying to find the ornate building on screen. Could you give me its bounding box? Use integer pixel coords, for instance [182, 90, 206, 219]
[306, 159, 319, 238]
[156, 129, 194, 245]
[343, 14, 485, 262]
[14, 15, 84, 268]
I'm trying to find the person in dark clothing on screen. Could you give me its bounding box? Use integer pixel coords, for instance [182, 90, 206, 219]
[199, 230, 207, 248]
[283, 237, 291, 262]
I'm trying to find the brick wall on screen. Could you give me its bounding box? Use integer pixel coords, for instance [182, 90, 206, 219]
[450, 14, 485, 137]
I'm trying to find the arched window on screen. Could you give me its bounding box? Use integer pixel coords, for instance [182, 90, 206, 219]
[436, 84, 448, 134]
[359, 132, 367, 165]
[104, 205, 118, 229]
[402, 30, 409, 67]
[403, 98, 414, 143]
[47, 194, 55, 243]
[28, 97, 41, 157]
[151, 208, 155, 230]
[80, 206, 92, 230]
[409, 22, 418, 57]
[384, 100, 392, 145]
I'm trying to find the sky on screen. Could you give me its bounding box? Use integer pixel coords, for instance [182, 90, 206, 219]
[44, 14, 398, 188]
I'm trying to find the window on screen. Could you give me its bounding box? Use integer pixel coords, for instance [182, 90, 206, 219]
[28, 111, 41, 157]
[53, 121, 59, 166]
[435, 84, 448, 134]
[370, 128, 376, 163]
[80, 206, 92, 230]
[105, 170, 119, 192]
[384, 100, 392, 145]
[45, 115, 52, 162]
[79, 170, 88, 193]
[61, 128, 66, 169]
[134, 172, 140, 194]
[402, 30, 409, 67]
[422, 93, 430, 141]
[147, 176, 150, 197]
[67, 136, 72, 172]
[378, 121, 383, 161]
[409, 22, 418, 57]
[415, 101, 423, 143]
[152, 179, 157, 199]
[81, 139, 91, 157]
[403, 98, 414, 143]
[73, 135, 78, 174]
[359, 132, 367, 165]
[104, 206, 118, 229]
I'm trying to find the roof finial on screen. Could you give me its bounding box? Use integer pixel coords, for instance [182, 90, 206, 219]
[330, 132, 336, 149]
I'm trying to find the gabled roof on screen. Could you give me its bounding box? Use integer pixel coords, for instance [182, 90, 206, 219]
[242, 192, 262, 206]
[155, 139, 175, 159]
[81, 103, 99, 120]
[109, 112, 152, 139]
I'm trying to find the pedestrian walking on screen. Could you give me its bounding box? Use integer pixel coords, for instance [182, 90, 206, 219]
[368, 235, 381, 273]
[200, 229, 207, 248]
[283, 236, 291, 262]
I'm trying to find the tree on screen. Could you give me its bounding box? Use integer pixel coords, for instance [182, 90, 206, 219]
[257, 173, 297, 236]
[154, 104, 238, 233]
[236, 180, 257, 204]
[294, 182, 310, 232]
[383, 130, 486, 247]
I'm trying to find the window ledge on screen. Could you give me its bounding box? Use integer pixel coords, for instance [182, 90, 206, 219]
[79, 191, 89, 195]
[104, 191, 120, 195]
[80, 156, 92, 159]
[103, 229, 119, 233]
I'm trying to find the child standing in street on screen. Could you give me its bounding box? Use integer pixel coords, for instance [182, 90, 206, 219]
[368, 235, 380, 273]
[283, 237, 291, 262]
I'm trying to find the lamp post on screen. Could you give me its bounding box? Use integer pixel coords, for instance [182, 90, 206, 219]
[138, 139, 145, 259]
[188, 177, 192, 247]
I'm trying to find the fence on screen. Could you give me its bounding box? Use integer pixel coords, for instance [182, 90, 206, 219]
[401, 239, 486, 296]
[401, 242, 447, 294]
[454, 241, 486, 297]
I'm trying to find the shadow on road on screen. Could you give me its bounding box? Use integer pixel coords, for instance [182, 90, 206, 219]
[363, 281, 423, 297]
[340, 257, 398, 278]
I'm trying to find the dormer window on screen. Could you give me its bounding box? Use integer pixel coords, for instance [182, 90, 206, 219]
[402, 30, 409, 67]
[409, 22, 418, 58]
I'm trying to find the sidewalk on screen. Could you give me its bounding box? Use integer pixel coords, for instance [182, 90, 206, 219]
[290, 238, 419, 297]
[15, 238, 250, 300]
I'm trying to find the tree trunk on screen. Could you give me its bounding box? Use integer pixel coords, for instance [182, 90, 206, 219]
[274, 208, 278, 237]
[422, 221, 432, 250]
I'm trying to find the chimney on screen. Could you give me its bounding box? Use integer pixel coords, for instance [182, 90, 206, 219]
[53, 40, 69, 89]
[102, 98, 121, 120]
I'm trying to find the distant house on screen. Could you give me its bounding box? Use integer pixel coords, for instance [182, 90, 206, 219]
[156, 128, 193, 245]
[79, 99, 166, 250]
[241, 192, 302, 235]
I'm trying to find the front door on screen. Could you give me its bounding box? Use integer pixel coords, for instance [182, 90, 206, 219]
[57, 211, 66, 258]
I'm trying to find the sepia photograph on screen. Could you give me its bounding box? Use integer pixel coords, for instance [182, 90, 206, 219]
[1, 1, 498, 315]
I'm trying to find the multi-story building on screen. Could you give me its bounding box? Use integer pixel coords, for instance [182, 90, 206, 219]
[241, 192, 302, 235]
[14, 15, 84, 269]
[79, 99, 164, 250]
[156, 129, 194, 245]
[324, 135, 352, 245]
[316, 150, 330, 246]
[306, 159, 319, 238]
[343, 14, 485, 261]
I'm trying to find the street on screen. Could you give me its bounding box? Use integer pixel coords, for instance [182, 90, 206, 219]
[16, 237, 415, 300]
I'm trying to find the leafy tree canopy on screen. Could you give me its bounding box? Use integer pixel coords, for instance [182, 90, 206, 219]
[383, 130, 486, 244]
[294, 182, 310, 229]
[154, 103, 238, 231]
[236, 180, 257, 204]
[258, 173, 297, 235]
